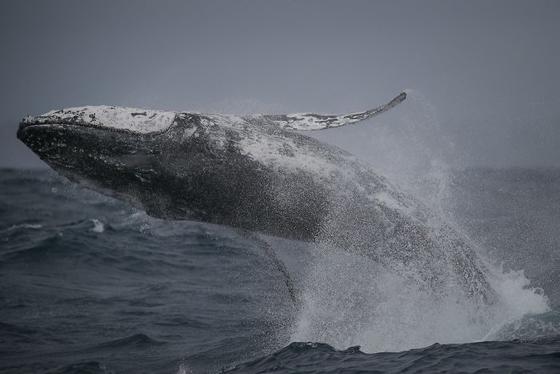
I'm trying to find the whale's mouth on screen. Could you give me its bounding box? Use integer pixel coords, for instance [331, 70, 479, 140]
[17, 118, 141, 141]
[17, 119, 63, 144]
[16, 120, 84, 166]
[18, 118, 57, 131]
[16, 116, 124, 166]
[16, 119, 94, 152]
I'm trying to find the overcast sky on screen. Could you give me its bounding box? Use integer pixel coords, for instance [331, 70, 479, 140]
[1, 0, 559, 168]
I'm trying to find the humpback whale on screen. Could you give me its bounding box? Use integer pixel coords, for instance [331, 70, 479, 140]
[17, 92, 495, 303]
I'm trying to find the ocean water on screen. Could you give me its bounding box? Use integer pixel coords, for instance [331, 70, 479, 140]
[1, 168, 559, 373]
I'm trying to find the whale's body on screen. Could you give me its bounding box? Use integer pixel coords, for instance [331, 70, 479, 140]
[17, 93, 495, 303]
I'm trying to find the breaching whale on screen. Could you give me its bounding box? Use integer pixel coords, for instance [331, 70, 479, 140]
[17, 92, 495, 303]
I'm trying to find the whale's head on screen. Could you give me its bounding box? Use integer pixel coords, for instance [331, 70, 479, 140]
[17, 106, 193, 208]
[18, 105, 179, 167]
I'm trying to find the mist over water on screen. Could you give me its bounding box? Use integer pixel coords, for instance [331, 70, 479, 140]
[284, 91, 551, 352]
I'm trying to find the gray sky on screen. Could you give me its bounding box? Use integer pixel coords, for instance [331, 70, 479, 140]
[1, 0, 559, 168]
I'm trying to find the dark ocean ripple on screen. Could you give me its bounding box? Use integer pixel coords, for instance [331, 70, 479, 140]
[1, 168, 559, 373]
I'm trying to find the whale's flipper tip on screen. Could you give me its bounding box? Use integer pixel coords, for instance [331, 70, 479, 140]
[387, 91, 407, 109]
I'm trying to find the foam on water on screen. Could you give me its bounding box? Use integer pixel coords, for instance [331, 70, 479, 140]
[90, 218, 105, 233]
[4, 223, 43, 232]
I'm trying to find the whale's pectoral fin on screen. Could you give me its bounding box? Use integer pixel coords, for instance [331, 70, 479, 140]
[259, 91, 406, 131]
[236, 229, 300, 305]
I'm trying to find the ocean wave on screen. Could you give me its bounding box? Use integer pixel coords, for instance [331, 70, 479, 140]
[225, 338, 560, 374]
[94, 333, 166, 349]
[2, 222, 43, 233]
[45, 361, 111, 374]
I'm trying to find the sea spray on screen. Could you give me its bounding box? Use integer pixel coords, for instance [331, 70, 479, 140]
[291, 90, 551, 351]
[290, 246, 550, 352]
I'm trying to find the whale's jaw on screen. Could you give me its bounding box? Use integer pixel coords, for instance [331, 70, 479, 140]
[17, 121, 82, 170]
[18, 119, 140, 172]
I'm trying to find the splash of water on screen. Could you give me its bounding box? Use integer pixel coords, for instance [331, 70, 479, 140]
[290, 90, 550, 352]
[290, 248, 549, 352]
